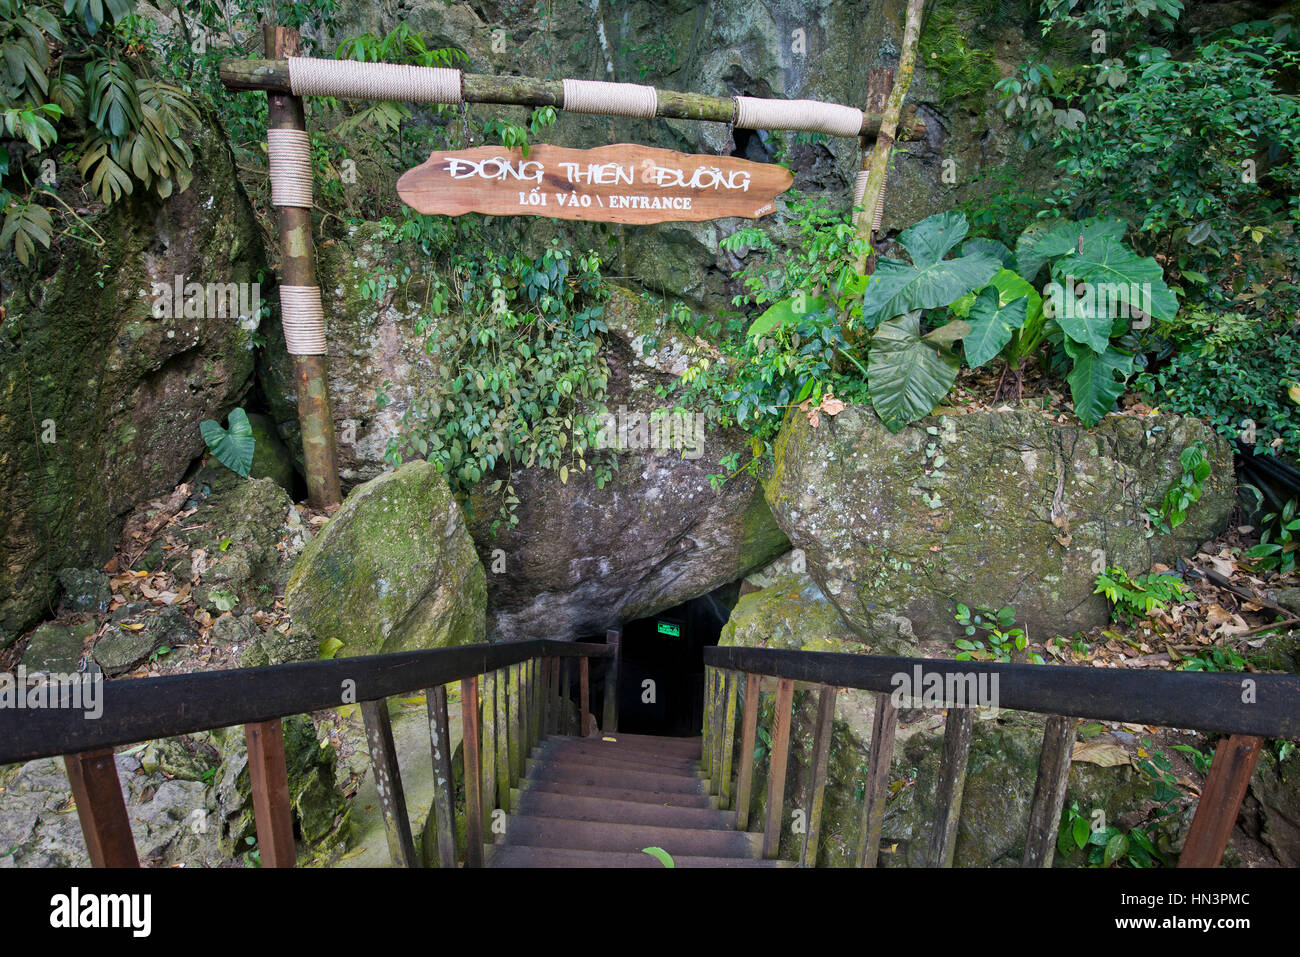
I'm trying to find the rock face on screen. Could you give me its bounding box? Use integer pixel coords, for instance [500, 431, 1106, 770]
[0, 111, 263, 644]
[766, 407, 1235, 653]
[286, 461, 487, 657]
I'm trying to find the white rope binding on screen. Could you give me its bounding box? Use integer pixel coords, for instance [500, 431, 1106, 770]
[267, 128, 313, 208]
[287, 56, 462, 104]
[561, 78, 658, 118]
[280, 285, 326, 356]
[733, 95, 863, 138]
[851, 169, 887, 231]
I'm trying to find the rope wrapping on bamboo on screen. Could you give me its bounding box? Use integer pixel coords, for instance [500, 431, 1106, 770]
[561, 78, 658, 118]
[287, 56, 462, 103]
[267, 129, 313, 208]
[850, 169, 887, 232]
[279, 285, 327, 356]
[733, 96, 863, 137]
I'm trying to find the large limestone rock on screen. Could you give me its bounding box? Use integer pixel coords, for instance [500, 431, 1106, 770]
[766, 407, 1235, 653]
[286, 460, 487, 657]
[0, 110, 264, 644]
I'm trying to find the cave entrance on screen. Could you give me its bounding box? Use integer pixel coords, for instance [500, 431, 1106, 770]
[600, 583, 739, 738]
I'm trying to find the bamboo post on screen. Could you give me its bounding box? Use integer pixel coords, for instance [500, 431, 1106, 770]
[263, 24, 341, 508]
[853, 0, 926, 274]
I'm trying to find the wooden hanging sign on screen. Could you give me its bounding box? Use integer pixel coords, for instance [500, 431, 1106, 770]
[397, 143, 792, 224]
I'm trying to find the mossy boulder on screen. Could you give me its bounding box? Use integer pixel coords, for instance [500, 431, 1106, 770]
[0, 108, 263, 644]
[766, 406, 1235, 654]
[286, 460, 487, 657]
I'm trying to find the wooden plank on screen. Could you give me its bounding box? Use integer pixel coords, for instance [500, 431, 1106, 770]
[359, 699, 418, 867]
[603, 628, 621, 733]
[1022, 715, 1078, 868]
[719, 670, 739, 809]
[529, 657, 541, 750]
[244, 719, 297, 868]
[926, 707, 974, 868]
[1179, 734, 1264, 868]
[702, 667, 714, 779]
[481, 670, 498, 827]
[854, 691, 899, 867]
[762, 678, 796, 859]
[800, 685, 837, 868]
[561, 659, 572, 735]
[735, 673, 761, 831]
[63, 749, 139, 868]
[495, 668, 511, 810]
[399, 144, 794, 225]
[460, 675, 483, 868]
[508, 663, 524, 786]
[580, 656, 591, 737]
[426, 684, 458, 869]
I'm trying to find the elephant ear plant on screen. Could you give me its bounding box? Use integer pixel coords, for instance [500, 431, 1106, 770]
[856, 211, 1178, 431]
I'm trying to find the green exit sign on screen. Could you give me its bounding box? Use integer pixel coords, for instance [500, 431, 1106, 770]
[657, 621, 680, 637]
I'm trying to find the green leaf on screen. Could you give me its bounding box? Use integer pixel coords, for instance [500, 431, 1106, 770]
[1015, 217, 1127, 282]
[868, 311, 961, 432]
[861, 212, 1000, 325]
[961, 237, 1015, 270]
[1052, 236, 1179, 325]
[641, 846, 675, 868]
[963, 286, 1028, 369]
[746, 293, 827, 339]
[200, 408, 256, 477]
[1065, 340, 1133, 427]
[319, 637, 344, 659]
[1103, 831, 1129, 866]
[1072, 815, 1090, 849]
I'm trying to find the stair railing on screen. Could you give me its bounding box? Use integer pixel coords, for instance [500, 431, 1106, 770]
[701, 647, 1300, 868]
[0, 639, 613, 868]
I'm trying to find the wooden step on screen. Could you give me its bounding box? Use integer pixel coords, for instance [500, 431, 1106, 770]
[485, 845, 792, 868]
[527, 752, 704, 778]
[539, 736, 703, 767]
[511, 788, 734, 830]
[526, 760, 710, 795]
[534, 740, 703, 773]
[517, 778, 719, 809]
[501, 815, 763, 857]
[594, 733, 702, 758]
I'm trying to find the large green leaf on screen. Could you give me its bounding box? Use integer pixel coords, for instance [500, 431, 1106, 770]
[200, 408, 256, 477]
[1015, 217, 1127, 282]
[868, 312, 961, 432]
[746, 293, 827, 339]
[961, 237, 1015, 271]
[860, 212, 1001, 326]
[1052, 236, 1179, 324]
[951, 268, 1042, 322]
[1064, 339, 1134, 427]
[963, 286, 1029, 369]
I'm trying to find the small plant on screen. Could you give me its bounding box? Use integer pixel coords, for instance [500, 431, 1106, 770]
[148, 644, 171, 663]
[200, 408, 255, 477]
[641, 846, 675, 868]
[1245, 498, 1299, 575]
[1172, 743, 1213, 776]
[207, 588, 239, 613]
[241, 835, 261, 868]
[953, 603, 1039, 663]
[1180, 646, 1247, 673]
[1145, 441, 1212, 536]
[1093, 566, 1192, 620]
[1058, 802, 1162, 868]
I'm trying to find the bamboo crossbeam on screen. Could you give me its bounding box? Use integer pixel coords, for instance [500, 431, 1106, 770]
[218, 59, 923, 139]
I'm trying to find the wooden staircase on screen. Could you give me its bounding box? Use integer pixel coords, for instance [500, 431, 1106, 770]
[484, 732, 791, 867]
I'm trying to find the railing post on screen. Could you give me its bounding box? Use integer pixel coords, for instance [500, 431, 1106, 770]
[360, 698, 418, 867]
[560, 659, 572, 735]
[1022, 715, 1078, 868]
[244, 719, 297, 868]
[800, 684, 837, 868]
[1179, 733, 1264, 868]
[579, 656, 591, 737]
[701, 666, 714, 779]
[603, 627, 621, 733]
[64, 749, 139, 868]
[495, 668, 511, 810]
[854, 691, 898, 867]
[926, 706, 974, 868]
[762, 677, 795, 859]
[481, 670, 498, 830]
[426, 684, 459, 868]
[508, 664, 523, 788]
[734, 673, 760, 830]
[719, 670, 738, 809]
[460, 675, 484, 868]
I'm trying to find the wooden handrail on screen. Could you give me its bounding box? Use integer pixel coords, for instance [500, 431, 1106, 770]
[702, 646, 1299, 870]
